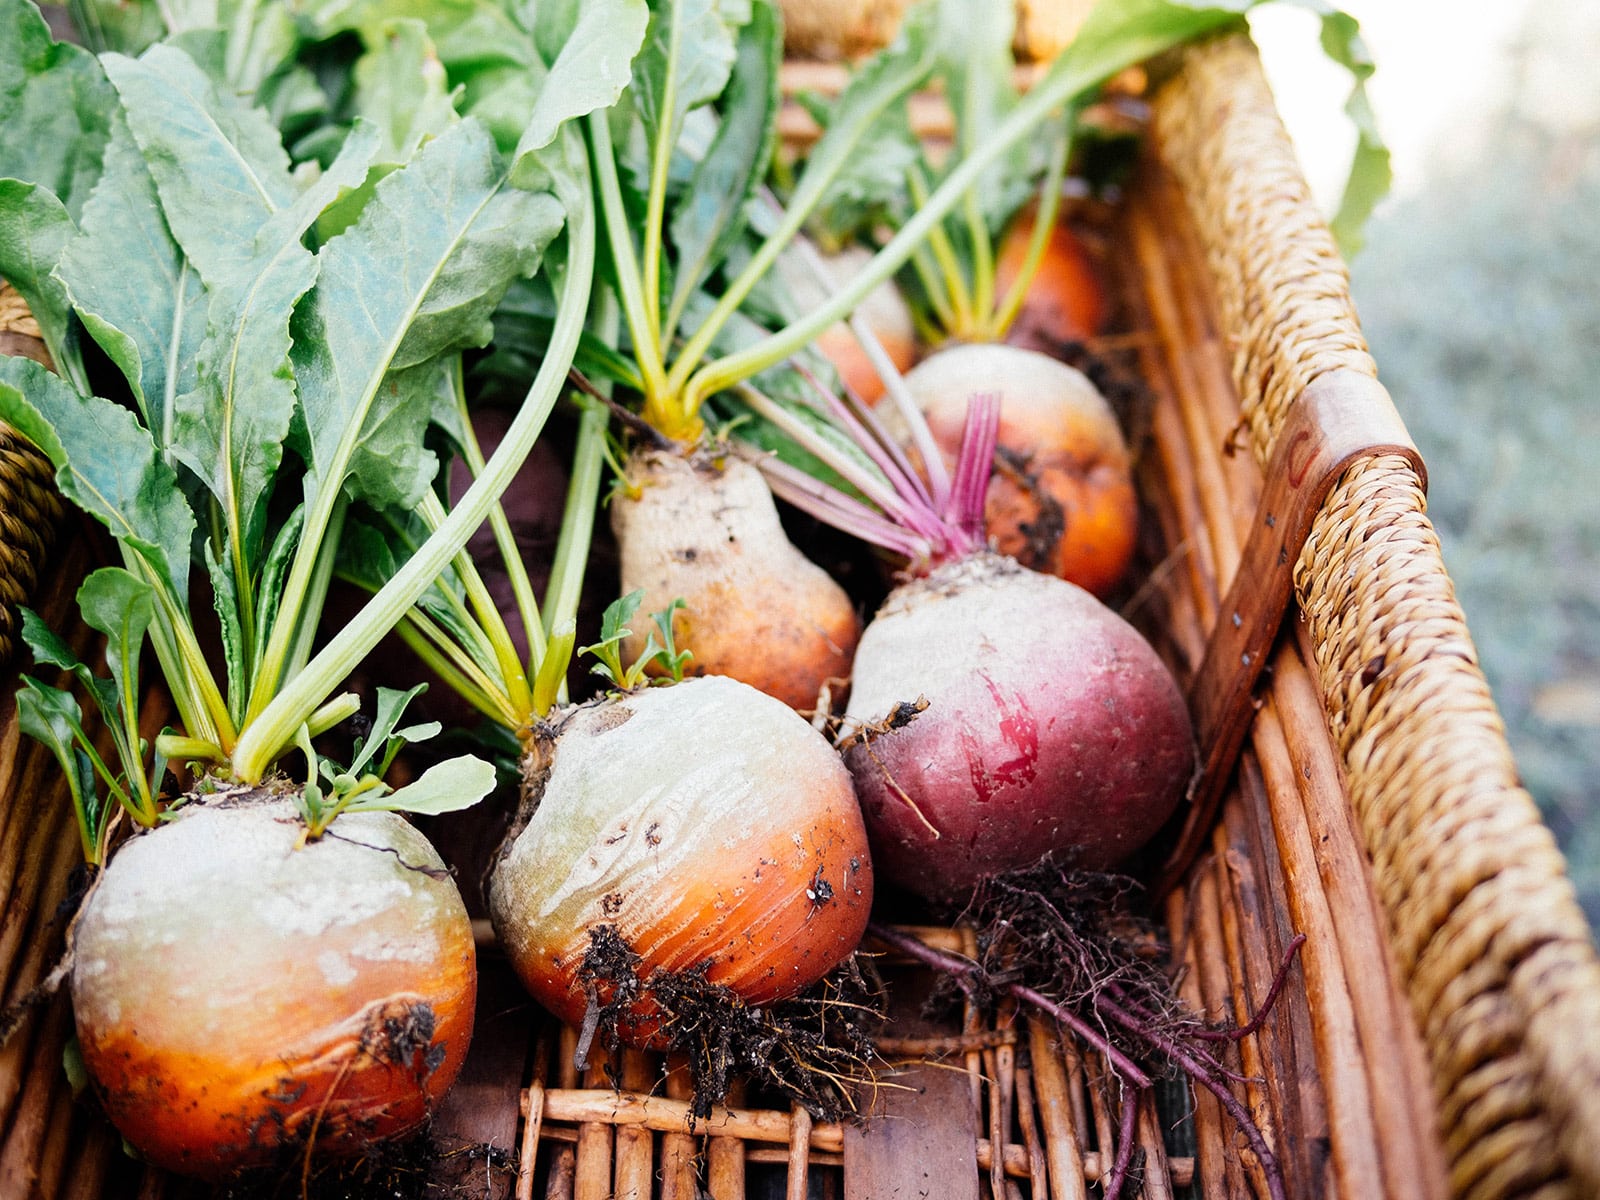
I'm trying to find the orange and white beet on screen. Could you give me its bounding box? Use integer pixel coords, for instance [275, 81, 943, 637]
[899, 342, 1138, 597]
[488, 675, 872, 1044]
[70, 795, 475, 1178]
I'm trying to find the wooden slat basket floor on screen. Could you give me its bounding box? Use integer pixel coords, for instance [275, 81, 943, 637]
[3, 28, 1599, 1200]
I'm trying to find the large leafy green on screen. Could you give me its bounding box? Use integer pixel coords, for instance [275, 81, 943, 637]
[170, 122, 381, 566]
[289, 118, 561, 510]
[351, 17, 460, 165]
[0, 0, 116, 220]
[305, 0, 544, 154]
[631, 0, 751, 165]
[517, 0, 650, 163]
[662, 0, 779, 336]
[0, 181, 79, 380]
[103, 44, 298, 284]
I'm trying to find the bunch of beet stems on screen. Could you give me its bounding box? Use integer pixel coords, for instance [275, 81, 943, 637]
[366, 309, 620, 738]
[585, 2, 1311, 443]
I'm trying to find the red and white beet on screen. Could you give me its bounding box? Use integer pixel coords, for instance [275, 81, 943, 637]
[843, 552, 1191, 900]
[752, 389, 1191, 905]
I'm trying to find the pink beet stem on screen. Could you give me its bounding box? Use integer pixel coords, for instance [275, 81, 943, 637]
[946, 390, 1001, 548]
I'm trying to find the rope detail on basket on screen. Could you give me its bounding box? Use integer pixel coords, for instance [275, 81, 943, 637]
[1159, 367, 1425, 897]
[0, 283, 67, 668]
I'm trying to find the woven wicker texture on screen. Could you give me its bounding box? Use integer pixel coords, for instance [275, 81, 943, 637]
[0, 284, 66, 669]
[1149, 33, 1600, 1200]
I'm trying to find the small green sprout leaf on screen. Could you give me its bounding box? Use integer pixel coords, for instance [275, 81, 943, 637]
[650, 598, 693, 683]
[578, 591, 694, 689]
[16, 680, 107, 863]
[579, 590, 646, 687]
[340, 754, 499, 818]
[349, 684, 431, 777]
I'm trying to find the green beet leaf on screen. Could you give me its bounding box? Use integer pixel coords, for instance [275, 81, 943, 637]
[15, 679, 107, 861]
[352, 17, 461, 166]
[518, 0, 650, 162]
[289, 117, 560, 508]
[76, 567, 156, 725]
[169, 121, 381, 577]
[0, 0, 116, 221]
[103, 45, 299, 285]
[661, 0, 779, 341]
[55, 111, 205, 435]
[0, 180, 81, 390]
[0, 364, 192, 612]
[340, 754, 498, 817]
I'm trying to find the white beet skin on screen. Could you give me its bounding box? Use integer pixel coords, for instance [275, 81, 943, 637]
[70, 794, 476, 1178]
[610, 448, 861, 711]
[489, 675, 873, 1042]
[841, 552, 1193, 902]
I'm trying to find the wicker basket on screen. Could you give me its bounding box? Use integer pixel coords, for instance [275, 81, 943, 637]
[2, 29, 1598, 1200]
[0, 284, 66, 672]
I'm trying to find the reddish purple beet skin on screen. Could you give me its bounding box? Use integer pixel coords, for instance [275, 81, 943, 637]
[841, 553, 1194, 902]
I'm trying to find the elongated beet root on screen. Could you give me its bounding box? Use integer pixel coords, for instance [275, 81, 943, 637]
[841, 553, 1192, 902]
[70, 794, 475, 1179]
[489, 675, 873, 1044]
[611, 448, 861, 711]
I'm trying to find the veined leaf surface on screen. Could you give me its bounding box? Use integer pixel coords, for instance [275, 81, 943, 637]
[55, 111, 204, 436]
[0, 0, 115, 221]
[289, 118, 560, 508]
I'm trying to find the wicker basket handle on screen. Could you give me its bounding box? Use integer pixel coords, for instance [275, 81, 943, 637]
[1157, 368, 1425, 895]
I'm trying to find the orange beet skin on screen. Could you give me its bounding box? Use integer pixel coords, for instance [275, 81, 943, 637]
[70, 796, 476, 1179]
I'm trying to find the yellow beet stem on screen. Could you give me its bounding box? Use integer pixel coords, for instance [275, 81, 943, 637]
[908, 166, 975, 337]
[392, 615, 518, 729]
[417, 489, 534, 720]
[532, 622, 576, 718]
[990, 122, 1070, 340]
[449, 356, 548, 669]
[909, 240, 959, 336]
[964, 188, 996, 335]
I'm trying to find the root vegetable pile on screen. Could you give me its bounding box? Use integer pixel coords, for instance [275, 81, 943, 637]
[0, 0, 1393, 1190]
